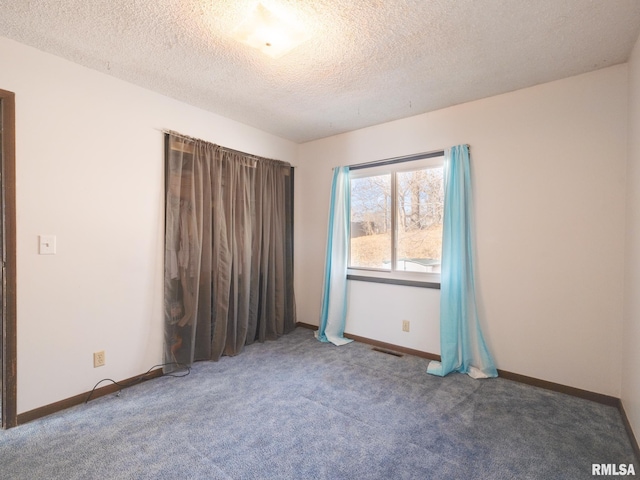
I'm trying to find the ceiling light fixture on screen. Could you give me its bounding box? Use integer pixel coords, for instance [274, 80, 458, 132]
[232, 3, 310, 59]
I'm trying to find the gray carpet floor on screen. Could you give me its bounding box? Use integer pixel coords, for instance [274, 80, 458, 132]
[0, 327, 637, 479]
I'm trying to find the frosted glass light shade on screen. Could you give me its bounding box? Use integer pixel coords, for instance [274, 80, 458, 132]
[232, 3, 310, 59]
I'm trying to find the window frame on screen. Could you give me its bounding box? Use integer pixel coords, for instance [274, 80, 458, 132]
[347, 150, 445, 289]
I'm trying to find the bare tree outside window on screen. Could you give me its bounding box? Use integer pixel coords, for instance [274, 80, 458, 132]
[350, 174, 391, 268]
[349, 164, 443, 274]
[396, 167, 443, 272]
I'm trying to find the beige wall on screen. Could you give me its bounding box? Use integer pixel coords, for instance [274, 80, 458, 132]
[296, 65, 628, 397]
[623, 33, 640, 447]
[0, 36, 297, 413]
[0, 31, 633, 418]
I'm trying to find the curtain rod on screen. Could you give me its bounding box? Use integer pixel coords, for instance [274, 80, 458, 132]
[348, 144, 470, 171]
[349, 149, 445, 171]
[162, 129, 280, 163]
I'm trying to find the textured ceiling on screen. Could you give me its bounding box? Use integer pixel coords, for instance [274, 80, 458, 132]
[1, 1, 640, 143]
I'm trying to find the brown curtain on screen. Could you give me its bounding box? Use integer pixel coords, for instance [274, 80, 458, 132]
[164, 133, 295, 367]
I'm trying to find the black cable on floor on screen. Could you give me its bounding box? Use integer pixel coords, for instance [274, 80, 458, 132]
[85, 362, 191, 404]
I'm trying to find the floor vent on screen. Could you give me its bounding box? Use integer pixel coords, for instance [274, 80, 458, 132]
[372, 347, 404, 357]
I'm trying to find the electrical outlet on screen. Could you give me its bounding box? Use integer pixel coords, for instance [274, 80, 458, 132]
[402, 320, 410, 332]
[93, 350, 105, 368]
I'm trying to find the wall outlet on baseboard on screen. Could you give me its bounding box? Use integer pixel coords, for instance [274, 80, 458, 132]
[93, 350, 105, 368]
[402, 320, 410, 332]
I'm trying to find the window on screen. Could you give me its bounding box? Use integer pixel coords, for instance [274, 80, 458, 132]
[349, 152, 444, 286]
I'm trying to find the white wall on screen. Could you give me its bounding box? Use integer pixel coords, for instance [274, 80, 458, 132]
[0, 32, 631, 414]
[296, 65, 628, 397]
[623, 34, 640, 446]
[0, 36, 298, 414]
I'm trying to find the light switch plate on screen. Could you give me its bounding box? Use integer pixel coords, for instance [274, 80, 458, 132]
[39, 234, 56, 255]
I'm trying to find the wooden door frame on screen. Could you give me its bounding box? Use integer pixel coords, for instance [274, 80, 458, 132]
[0, 89, 17, 429]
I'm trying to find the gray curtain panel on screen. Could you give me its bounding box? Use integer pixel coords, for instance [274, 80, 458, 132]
[164, 133, 295, 368]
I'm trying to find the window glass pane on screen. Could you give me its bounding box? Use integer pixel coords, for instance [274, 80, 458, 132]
[395, 167, 443, 273]
[350, 174, 391, 269]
